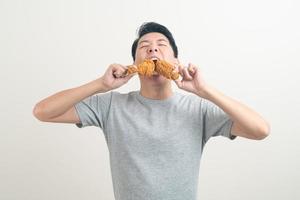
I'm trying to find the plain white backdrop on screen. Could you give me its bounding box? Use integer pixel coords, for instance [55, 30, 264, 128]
[1, 0, 299, 199]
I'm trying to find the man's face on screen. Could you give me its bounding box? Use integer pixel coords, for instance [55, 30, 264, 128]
[134, 32, 177, 66]
[134, 32, 178, 84]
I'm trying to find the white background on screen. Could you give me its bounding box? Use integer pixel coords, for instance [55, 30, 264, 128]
[1, 0, 299, 199]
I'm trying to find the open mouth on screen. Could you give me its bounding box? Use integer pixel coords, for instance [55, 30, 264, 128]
[149, 57, 159, 75]
[150, 57, 159, 61]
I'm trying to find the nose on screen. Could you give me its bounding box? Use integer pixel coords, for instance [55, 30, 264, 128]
[147, 47, 158, 54]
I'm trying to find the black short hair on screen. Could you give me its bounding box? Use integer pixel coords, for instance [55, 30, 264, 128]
[131, 22, 178, 61]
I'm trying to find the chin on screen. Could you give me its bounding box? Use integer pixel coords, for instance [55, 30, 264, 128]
[140, 74, 170, 85]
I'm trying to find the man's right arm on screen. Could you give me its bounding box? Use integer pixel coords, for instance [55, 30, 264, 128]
[33, 64, 135, 123]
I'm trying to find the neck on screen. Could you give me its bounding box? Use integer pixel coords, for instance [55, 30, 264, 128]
[140, 82, 173, 100]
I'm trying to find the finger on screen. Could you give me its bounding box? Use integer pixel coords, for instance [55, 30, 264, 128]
[113, 70, 124, 78]
[182, 67, 193, 80]
[177, 64, 184, 76]
[112, 65, 127, 78]
[188, 63, 196, 75]
[175, 62, 184, 71]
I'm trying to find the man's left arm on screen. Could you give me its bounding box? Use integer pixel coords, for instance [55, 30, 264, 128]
[198, 85, 270, 140]
[174, 63, 270, 140]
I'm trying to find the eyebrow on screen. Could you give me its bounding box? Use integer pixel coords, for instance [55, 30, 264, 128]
[157, 39, 168, 43]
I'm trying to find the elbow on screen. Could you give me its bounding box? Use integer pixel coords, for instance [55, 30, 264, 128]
[33, 103, 48, 122]
[255, 122, 271, 140]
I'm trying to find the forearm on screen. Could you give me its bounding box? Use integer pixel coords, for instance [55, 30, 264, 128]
[197, 85, 270, 138]
[33, 78, 107, 119]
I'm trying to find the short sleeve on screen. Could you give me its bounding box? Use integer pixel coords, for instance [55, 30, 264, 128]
[201, 98, 237, 143]
[74, 92, 112, 129]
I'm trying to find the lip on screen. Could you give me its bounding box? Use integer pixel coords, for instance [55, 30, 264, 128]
[147, 56, 160, 61]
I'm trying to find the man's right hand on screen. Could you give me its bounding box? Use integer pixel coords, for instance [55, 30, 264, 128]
[99, 63, 136, 92]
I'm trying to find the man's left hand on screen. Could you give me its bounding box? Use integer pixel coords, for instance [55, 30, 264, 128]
[174, 63, 209, 98]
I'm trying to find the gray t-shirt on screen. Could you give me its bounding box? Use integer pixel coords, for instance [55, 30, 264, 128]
[74, 90, 236, 200]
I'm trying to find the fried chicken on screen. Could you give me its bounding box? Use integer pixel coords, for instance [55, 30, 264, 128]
[126, 59, 179, 80]
[126, 59, 155, 77]
[155, 60, 180, 80]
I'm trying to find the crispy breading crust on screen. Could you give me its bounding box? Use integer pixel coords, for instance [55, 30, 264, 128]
[127, 59, 179, 80]
[156, 60, 180, 80]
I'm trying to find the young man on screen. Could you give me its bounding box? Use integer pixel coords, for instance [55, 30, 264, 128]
[33, 22, 270, 200]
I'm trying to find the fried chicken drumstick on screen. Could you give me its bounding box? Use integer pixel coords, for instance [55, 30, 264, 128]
[126, 59, 180, 80]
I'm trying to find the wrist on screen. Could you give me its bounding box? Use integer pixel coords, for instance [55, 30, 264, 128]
[90, 78, 110, 94]
[198, 85, 224, 105]
[195, 84, 214, 100]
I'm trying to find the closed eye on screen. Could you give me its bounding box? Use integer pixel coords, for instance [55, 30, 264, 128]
[139, 45, 148, 49]
[158, 43, 167, 47]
